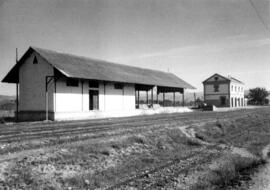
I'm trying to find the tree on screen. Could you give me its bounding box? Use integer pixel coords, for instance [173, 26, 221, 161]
[248, 87, 269, 105]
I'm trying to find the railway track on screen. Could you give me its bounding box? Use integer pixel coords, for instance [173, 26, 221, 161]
[0, 109, 257, 144]
[106, 147, 220, 190]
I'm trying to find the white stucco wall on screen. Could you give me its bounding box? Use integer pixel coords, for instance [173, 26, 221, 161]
[55, 78, 84, 112]
[18, 52, 136, 120]
[100, 82, 135, 111]
[55, 80, 136, 113]
[19, 52, 54, 111]
[230, 82, 245, 107]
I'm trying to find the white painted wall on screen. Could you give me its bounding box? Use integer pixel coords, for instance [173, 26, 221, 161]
[55, 78, 84, 112]
[100, 82, 135, 111]
[19, 52, 136, 120]
[230, 82, 245, 107]
[19, 52, 54, 111]
[55, 80, 136, 113]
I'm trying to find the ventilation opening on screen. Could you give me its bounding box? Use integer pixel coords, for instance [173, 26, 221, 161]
[33, 56, 38, 64]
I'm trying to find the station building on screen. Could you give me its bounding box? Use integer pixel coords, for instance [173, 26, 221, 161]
[2, 47, 194, 121]
[203, 73, 245, 108]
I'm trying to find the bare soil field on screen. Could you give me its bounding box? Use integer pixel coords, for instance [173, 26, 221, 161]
[0, 107, 270, 189]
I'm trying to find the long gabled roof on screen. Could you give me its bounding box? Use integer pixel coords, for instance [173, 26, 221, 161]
[202, 73, 244, 84]
[2, 47, 195, 89]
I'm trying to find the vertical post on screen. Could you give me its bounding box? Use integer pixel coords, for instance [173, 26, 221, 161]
[135, 90, 137, 106]
[54, 77, 57, 113]
[156, 87, 159, 105]
[138, 90, 140, 108]
[122, 84, 124, 110]
[151, 88, 153, 107]
[16, 83, 19, 122]
[15, 48, 18, 122]
[104, 81, 106, 111]
[194, 92, 196, 107]
[146, 90, 148, 106]
[81, 80, 84, 111]
[173, 91, 175, 107]
[45, 76, 48, 121]
[182, 89, 185, 107]
[163, 92, 165, 107]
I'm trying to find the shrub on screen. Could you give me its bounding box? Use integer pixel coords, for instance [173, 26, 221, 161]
[127, 135, 147, 145]
[209, 160, 236, 187]
[100, 149, 110, 156]
[195, 132, 207, 141]
[0, 117, 5, 124]
[156, 140, 166, 150]
[111, 143, 121, 150]
[192, 153, 262, 189]
[167, 129, 185, 144]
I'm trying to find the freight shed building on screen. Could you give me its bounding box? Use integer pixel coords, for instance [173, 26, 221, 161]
[2, 47, 194, 121]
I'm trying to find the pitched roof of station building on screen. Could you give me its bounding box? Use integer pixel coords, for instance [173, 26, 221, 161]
[202, 73, 244, 85]
[2, 47, 195, 89]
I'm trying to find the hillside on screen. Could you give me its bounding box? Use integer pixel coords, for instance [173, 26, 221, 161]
[0, 95, 15, 110]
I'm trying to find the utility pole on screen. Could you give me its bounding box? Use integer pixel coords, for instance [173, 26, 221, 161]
[16, 48, 19, 122]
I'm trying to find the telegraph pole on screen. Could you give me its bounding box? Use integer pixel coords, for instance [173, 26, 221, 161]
[16, 48, 19, 122]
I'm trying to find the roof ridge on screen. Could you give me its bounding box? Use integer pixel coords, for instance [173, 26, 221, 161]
[31, 46, 174, 76]
[2, 46, 195, 89]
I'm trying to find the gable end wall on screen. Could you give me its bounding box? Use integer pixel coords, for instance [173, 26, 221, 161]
[18, 52, 54, 120]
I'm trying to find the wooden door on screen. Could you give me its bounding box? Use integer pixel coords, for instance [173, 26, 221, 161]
[89, 90, 99, 110]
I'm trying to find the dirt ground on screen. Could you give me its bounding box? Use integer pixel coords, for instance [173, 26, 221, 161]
[0, 107, 270, 189]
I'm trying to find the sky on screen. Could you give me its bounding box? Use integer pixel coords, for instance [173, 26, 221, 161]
[0, 0, 270, 95]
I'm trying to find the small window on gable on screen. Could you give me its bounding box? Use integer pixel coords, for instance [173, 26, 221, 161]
[214, 84, 219, 92]
[89, 80, 99, 88]
[66, 78, 79, 87]
[33, 56, 38, 64]
[214, 76, 218, 81]
[114, 83, 123, 89]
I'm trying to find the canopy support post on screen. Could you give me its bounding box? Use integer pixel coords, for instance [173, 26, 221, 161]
[173, 91, 175, 107]
[182, 89, 185, 107]
[138, 90, 140, 108]
[163, 92, 165, 107]
[151, 88, 153, 107]
[146, 90, 148, 105]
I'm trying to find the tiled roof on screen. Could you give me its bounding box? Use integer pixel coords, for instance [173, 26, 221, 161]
[2, 47, 195, 89]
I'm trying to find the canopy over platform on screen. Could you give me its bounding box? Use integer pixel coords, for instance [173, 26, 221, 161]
[157, 86, 183, 93]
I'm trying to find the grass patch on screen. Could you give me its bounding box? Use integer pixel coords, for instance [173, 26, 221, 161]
[126, 135, 147, 144]
[191, 153, 263, 190]
[2, 107, 270, 189]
